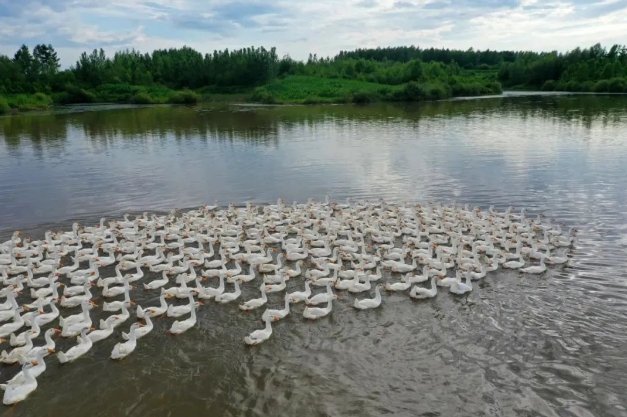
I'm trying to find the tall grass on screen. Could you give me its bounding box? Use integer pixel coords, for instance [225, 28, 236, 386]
[250, 75, 502, 104]
[4, 93, 53, 110]
[0, 96, 10, 115]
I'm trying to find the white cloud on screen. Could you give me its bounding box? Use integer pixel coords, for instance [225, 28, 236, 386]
[0, 0, 625, 66]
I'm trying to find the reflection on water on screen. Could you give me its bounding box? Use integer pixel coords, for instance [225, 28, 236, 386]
[1, 95, 626, 232]
[1, 95, 627, 417]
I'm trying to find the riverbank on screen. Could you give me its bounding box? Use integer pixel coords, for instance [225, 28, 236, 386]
[0, 74, 503, 114]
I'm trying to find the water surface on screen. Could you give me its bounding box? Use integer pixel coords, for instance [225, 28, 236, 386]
[1, 95, 627, 416]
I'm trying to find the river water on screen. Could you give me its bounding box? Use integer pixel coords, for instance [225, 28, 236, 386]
[1, 95, 627, 416]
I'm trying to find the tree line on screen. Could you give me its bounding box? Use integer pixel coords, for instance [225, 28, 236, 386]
[497, 43, 627, 92]
[1, 42, 626, 111]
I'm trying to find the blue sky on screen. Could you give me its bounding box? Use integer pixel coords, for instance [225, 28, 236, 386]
[0, 0, 625, 66]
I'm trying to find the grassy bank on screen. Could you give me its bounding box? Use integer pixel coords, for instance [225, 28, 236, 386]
[0, 92, 53, 113]
[252, 75, 502, 104]
[0, 75, 503, 114]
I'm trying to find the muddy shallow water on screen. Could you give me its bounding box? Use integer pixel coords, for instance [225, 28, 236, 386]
[1, 96, 627, 416]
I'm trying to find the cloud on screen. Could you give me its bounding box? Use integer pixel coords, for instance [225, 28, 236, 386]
[393, 1, 418, 8]
[0, 0, 625, 66]
[355, 0, 379, 7]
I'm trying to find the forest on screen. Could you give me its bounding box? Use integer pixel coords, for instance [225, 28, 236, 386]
[1, 42, 626, 113]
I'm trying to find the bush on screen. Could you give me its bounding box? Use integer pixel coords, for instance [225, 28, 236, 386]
[251, 87, 277, 104]
[377, 87, 393, 100]
[0, 96, 9, 115]
[56, 85, 96, 104]
[33, 92, 53, 107]
[130, 92, 154, 104]
[425, 83, 450, 100]
[302, 96, 321, 104]
[541, 80, 556, 91]
[167, 89, 199, 104]
[398, 81, 426, 101]
[565, 81, 582, 92]
[580, 81, 595, 92]
[95, 83, 138, 102]
[4, 93, 53, 110]
[351, 90, 377, 104]
[608, 77, 627, 93]
[485, 81, 502, 94]
[594, 79, 609, 92]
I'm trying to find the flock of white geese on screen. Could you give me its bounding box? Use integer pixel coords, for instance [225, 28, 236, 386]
[0, 198, 576, 405]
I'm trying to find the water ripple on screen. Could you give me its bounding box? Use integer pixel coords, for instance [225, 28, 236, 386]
[1, 96, 627, 416]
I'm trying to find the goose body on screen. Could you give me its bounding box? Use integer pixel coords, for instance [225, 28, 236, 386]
[353, 285, 382, 309]
[111, 323, 141, 359]
[57, 327, 93, 363]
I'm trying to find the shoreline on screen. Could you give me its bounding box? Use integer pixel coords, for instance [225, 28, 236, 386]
[3, 89, 627, 117]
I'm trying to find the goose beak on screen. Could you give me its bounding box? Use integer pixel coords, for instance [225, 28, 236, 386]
[47, 348, 55, 353]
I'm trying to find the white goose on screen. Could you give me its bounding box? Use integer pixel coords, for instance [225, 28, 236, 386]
[409, 275, 438, 299]
[261, 294, 291, 322]
[57, 327, 93, 363]
[353, 285, 382, 309]
[23, 327, 60, 361]
[287, 280, 312, 303]
[168, 301, 198, 334]
[1, 362, 38, 405]
[136, 289, 168, 318]
[239, 283, 268, 311]
[215, 280, 241, 303]
[303, 298, 334, 320]
[144, 270, 170, 290]
[87, 318, 115, 343]
[244, 316, 274, 345]
[450, 270, 473, 295]
[123, 315, 153, 340]
[306, 281, 337, 306]
[167, 294, 201, 318]
[195, 275, 225, 300]
[111, 322, 142, 359]
[520, 256, 546, 274]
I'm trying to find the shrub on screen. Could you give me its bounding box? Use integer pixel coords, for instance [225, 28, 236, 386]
[167, 89, 199, 104]
[565, 81, 582, 92]
[351, 90, 377, 104]
[580, 81, 595, 92]
[377, 87, 393, 100]
[130, 92, 154, 104]
[485, 81, 503, 94]
[56, 85, 96, 104]
[593, 79, 609, 92]
[33, 92, 53, 107]
[0, 96, 9, 115]
[608, 77, 627, 93]
[399, 81, 426, 101]
[251, 87, 277, 104]
[425, 83, 450, 100]
[302, 96, 326, 104]
[541, 80, 556, 91]
[5, 93, 53, 110]
[95, 83, 138, 102]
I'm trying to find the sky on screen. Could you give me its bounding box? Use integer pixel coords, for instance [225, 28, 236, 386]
[0, 0, 625, 66]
